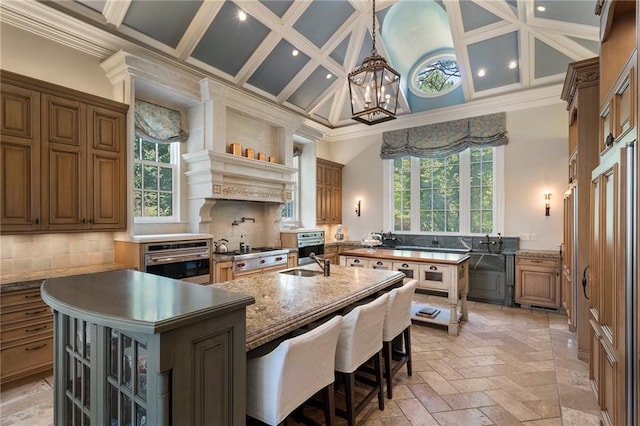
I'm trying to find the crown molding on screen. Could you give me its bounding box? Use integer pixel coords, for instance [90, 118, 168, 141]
[321, 83, 565, 141]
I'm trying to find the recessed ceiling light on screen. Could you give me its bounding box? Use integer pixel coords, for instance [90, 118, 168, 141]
[536, 5, 546, 12]
[508, 60, 518, 69]
[238, 10, 247, 21]
[292, 49, 299, 57]
[477, 68, 486, 77]
[326, 73, 333, 79]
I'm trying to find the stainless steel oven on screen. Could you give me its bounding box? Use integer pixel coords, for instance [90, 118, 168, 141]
[281, 231, 324, 265]
[143, 240, 211, 284]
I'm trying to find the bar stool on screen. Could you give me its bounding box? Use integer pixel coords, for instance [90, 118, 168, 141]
[246, 315, 343, 425]
[334, 293, 389, 426]
[382, 279, 418, 399]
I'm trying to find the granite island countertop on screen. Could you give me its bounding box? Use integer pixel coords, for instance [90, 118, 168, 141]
[340, 248, 470, 264]
[212, 265, 404, 351]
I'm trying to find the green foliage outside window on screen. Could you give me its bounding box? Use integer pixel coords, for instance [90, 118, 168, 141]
[416, 59, 461, 95]
[392, 148, 494, 234]
[133, 136, 174, 218]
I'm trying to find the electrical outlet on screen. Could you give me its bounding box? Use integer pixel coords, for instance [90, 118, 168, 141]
[531, 234, 537, 241]
[519, 233, 531, 241]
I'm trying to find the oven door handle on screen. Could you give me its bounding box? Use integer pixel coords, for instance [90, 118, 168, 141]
[146, 252, 209, 265]
[298, 241, 324, 248]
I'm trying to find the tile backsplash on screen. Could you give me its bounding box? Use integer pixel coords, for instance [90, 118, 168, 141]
[0, 233, 115, 276]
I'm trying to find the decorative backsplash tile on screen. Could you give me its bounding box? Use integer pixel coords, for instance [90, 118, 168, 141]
[0, 233, 115, 276]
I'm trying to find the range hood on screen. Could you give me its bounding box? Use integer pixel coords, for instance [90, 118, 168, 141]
[183, 150, 297, 203]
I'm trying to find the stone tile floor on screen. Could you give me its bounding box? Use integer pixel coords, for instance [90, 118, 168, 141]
[1, 293, 600, 425]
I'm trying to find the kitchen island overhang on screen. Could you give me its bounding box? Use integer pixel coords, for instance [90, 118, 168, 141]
[212, 265, 405, 351]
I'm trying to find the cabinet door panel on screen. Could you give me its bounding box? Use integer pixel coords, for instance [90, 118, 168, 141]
[43, 95, 84, 147]
[46, 147, 84, 228]
[88, 105, 123, 152]
[89, 153, 124, 228]
[1, 84, 41, 231]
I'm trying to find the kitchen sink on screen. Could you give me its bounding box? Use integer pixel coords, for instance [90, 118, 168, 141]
[280, 269, 324, 277]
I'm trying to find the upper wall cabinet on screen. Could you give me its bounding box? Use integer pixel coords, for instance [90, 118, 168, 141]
[597, 0, 637, 153]
[0, 71, 128, 234]
[316, 158, 343, 225]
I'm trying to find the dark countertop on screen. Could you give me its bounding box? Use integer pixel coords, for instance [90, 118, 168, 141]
[213, 265, 404, 351]
[41, 269, 254, 335]
[340, 248, 470, 265]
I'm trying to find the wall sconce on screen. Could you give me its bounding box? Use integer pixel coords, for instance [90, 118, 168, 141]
[544, 193, 551, 216]
[355, 200, 361, 217]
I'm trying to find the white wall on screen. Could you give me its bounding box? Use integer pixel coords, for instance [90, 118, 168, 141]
[504, 104, 567, 250]
[1, 24, 114, 99]
[319, 102, 568, 250]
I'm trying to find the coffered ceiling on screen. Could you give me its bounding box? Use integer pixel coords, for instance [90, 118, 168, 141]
[3, 0, 600, 129]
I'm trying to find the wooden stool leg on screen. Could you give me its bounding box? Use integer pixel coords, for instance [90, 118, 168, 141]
[375, 350, 385, 410]
[344, 372, 356, 426]
[383, 341, 393, 399]
[323, 383, 336, 426]
[404, 327, 412, 376]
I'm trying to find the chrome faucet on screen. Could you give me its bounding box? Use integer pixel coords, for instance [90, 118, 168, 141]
[231, 217, 256, 226]
[309, 252, 330, 276]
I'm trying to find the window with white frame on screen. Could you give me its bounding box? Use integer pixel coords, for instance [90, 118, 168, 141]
[391, 147, 499, 234]
[133, 135, 178, 220]
[281, 154, 299, 219]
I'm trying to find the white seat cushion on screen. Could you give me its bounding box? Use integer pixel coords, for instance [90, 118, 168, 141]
[246, 315, 343, 425]
[335, 293, 389, 374]
[383, 280, 418, 342]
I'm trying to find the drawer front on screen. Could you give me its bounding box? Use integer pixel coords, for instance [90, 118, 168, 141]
[324, 245, 339, 255]
[1, 336, 53, 380]
[516, 257, 559, 268]
[0, 287, 43, 308]
[345, 257, 367, 268]
[393, 261, 420, 280]
[1, 305, 51, 325]
[418, 264, 452, 291]
[369, 259, 393, 270]
[1, 319, 53, 343]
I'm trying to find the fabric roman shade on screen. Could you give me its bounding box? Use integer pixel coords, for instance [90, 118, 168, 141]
[134, 100, 188, 144]
[380, 112, 508, 159]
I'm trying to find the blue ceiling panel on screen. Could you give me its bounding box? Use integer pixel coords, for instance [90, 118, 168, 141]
[506, 0, 518, 11]
[535, 39, 574, 78]
[192, 2, 270, 76]
[468, 32, 520, 92]
[260, 0, 293, 18]
[329, 36, 350, 66]
[247, 39, 310, 96]
[460, 1, 503, 32]
[74, 0, 105, 13]
[534, 0, 599, 26]
[287, 65, 335, 110]
[293, 1, 355, 48]
[314, 95, 334, 120]
[123, 0, 202, 48]
[569, 36, 600, 54]
[339, 93, 354, 122]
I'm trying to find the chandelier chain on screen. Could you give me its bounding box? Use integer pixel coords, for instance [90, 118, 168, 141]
[371, 0, 377, 56]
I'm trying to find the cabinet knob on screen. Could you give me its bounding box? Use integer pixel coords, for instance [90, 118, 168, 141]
[35, 218, 39, 225]
[429, 265, 437, 271]
[605, 132, 614, 147]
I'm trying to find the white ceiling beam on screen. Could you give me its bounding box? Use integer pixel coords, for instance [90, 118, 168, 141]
[470, 0, 519, 24]
[102, 0, 131, 27]
[443, 0, 472, 100]
[235, 32, 283, 86]
[528, 18, 600, 40]
[174, 1, 224, 60]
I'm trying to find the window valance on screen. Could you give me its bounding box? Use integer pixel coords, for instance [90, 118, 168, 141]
[134, 100, 188, 144]
[380, 112, 508, 159]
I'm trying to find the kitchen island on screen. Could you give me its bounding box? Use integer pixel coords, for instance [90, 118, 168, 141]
[213, 264, 405, 352]
[340, 248, 469, 336]
[41, 267, 404, 424]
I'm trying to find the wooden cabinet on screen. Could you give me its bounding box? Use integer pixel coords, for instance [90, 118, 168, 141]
[515, 253, 561, 309]
[213, 260, 233, 283]
[316, 158, 343, 224]
[0, 285, 53, 386]
[590, 2, 637, 424]
[0, 70, 127, 233]
[560, 57, 600, 359]
[323, 244, 339, 265]
[0, 83, 41, 232]
[287, 251, 298, 268]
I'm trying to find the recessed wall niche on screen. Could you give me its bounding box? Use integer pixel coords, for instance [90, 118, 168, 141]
[226, 109, 279, 163]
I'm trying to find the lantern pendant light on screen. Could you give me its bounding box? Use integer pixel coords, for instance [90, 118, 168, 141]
[348, 0, 401, 125]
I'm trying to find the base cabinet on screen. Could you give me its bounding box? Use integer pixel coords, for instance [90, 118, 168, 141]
[515, 253, 561, 309]
[0, 286, 53, 386]
[42, 270, 252, 426]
